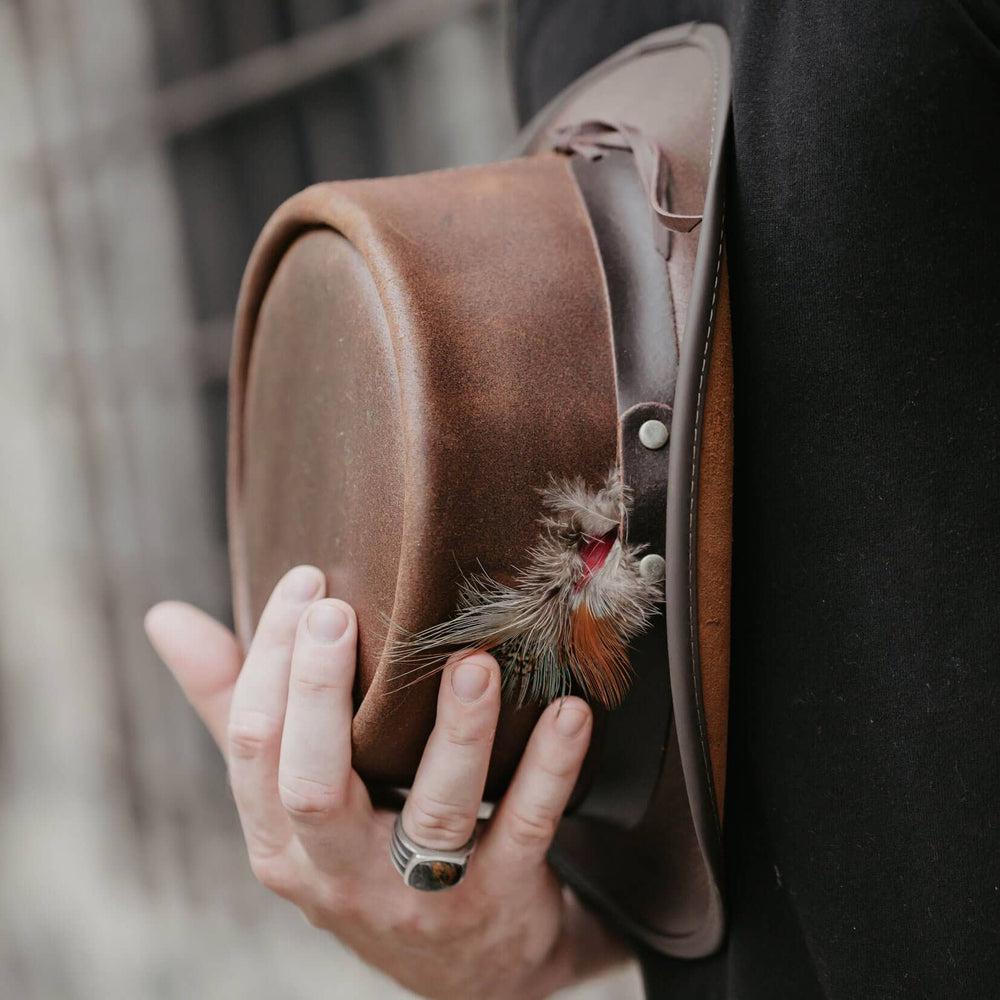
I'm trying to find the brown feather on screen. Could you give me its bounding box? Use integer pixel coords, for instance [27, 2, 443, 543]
[386, 468, 662, 707]
[569, 602, 633, 707]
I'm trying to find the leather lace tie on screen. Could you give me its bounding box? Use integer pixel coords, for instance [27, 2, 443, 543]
[552, 119, 703, 257]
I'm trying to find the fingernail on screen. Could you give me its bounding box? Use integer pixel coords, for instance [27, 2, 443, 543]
[283, 566, 323, 601]
[451, 658, 490, 703]
[307, 602, 348, 643]
[555, 704, 588, 738]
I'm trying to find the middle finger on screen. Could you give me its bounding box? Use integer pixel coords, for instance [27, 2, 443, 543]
[278, 598, 373, 863]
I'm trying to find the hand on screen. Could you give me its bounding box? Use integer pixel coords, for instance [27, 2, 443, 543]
[145, 566, 629, 999]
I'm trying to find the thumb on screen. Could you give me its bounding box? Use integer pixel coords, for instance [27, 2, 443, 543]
[145, 601, 241, 754]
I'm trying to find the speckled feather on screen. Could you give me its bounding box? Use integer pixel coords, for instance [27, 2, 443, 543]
[387, 469, 661, 707]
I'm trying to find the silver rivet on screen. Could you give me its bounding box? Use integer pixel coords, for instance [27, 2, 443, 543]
[639, 553, 666, 583]
[639, 419, 670, 450]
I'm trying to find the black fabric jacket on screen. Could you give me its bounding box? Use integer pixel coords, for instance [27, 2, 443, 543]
[513, 3, 1000, 998]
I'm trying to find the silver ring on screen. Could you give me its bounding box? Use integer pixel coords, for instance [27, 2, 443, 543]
[389, 814, 476, 892]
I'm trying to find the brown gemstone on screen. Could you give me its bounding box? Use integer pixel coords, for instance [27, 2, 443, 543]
[410, 860, 464, 891]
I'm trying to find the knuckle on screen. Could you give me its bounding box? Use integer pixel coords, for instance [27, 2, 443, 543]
[290, 670, 350, 698]
[314, 875, 362, 922]
[278, 774, 347, 819]
[227, 712, 280, 759]
[406, 793, 474, 842]
[248, 852, 295, 896]
[504, 806, 557, 851]
[534, 752, 580, 782]
[388, 898, 441, 941]
[442, 717, 494, 750]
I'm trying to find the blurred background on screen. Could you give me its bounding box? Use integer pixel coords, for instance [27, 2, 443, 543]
[0, 0, 640, 996]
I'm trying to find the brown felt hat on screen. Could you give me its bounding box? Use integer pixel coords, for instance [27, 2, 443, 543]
[228, 22, 732, 958]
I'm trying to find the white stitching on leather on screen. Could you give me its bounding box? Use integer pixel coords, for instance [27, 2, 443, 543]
[705, 36, 720, 190]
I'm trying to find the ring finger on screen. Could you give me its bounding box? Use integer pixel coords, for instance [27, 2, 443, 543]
[400, 651, 501, 853]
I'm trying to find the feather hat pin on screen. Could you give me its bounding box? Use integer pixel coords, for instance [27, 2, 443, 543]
[388, 469, 662, 707]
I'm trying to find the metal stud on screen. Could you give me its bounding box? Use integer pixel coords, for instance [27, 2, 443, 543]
[639, 553, 666, 584]
[638, 419, 670, 450]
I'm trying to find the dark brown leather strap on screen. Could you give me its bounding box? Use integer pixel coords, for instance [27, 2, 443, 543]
[565, 147, 678, 828]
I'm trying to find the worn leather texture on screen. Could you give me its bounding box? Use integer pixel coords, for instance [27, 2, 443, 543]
[230, 156, 618, 797]
[228, 21, 733, 958]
